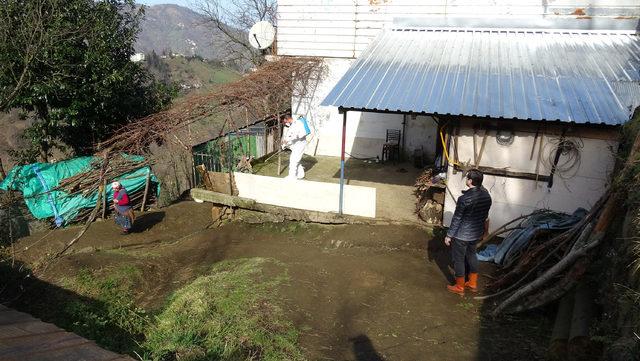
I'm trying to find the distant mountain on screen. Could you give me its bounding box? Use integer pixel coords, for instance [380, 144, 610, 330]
[136, 4, 222, 60]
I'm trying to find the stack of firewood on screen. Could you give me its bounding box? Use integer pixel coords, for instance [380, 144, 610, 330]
[483, 132, 640, 316]
[56, 157, 147, 197]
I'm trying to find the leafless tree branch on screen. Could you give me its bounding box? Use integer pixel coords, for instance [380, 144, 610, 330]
[194, 0, 276, 68]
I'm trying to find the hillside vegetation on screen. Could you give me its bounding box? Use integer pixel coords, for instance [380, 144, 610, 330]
[145, 52, 241, 95]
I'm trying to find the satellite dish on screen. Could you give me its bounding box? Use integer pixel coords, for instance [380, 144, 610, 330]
[248, 21, 275, 50]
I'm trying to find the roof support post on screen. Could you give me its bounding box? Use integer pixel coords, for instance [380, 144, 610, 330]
[339, 109, 347, 215]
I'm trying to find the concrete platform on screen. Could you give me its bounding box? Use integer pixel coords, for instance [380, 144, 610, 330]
[254, 154, 423, 223]
[0, 304, 133, 361]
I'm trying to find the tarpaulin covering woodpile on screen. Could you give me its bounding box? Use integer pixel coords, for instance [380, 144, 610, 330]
[0, 155, 158, 225]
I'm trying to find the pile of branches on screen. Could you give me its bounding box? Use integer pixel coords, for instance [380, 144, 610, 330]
[99, 57, 325, 155]
[414, 168, 445, 213]
[483, 131, 640, 316]
[414, 168, 435, 195]
[56, 156, 147, 197]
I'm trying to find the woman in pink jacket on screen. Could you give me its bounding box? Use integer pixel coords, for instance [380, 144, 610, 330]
[112, 181, 135, 233]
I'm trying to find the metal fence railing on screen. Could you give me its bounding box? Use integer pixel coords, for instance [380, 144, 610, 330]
[191, 121, 281, 186]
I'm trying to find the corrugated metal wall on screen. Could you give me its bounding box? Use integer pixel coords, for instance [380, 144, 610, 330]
[277, 0, 640, 58]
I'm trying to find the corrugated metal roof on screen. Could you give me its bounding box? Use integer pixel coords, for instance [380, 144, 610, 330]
[321, 28, 640, 125]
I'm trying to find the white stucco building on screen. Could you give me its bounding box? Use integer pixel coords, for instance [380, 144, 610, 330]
[275, 1, 640, 229]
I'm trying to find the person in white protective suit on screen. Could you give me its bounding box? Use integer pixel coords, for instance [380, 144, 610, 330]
[281, 115, 311, 180]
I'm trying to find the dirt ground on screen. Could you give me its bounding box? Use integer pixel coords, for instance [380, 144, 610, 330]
[12, 201, 551, 361]
[254, 154, 423, 223]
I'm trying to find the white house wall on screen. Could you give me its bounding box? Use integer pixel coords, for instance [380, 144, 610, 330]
[233, 172, 376, 218]
[405, 115, 438, 162]
[443, 124, 619, 233]
[293, 58, 438, 159]
[277, 0, 640, 59]
[310, 111, 437, 159]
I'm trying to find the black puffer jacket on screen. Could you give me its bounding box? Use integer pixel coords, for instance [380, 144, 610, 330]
[447, 186, 492, 242]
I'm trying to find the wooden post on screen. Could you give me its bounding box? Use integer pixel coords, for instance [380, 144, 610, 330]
[472, 128, 478, 166]
[140, 170, 151, 212]
[101, 179, 107, 220]
[476, 129, 489, 166]
[0, 157, 6, 181]
[227, 133, 234, 195]
[530, 126, 540, 160]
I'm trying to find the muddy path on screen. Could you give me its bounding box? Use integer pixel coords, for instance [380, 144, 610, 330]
[12, 202, 551, 360]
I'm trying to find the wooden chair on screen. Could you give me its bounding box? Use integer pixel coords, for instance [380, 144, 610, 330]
[382, 129, 401, 163]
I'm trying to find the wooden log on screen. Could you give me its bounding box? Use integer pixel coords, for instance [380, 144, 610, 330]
[0, 157, 6, 181]
[492, 197, 614, 316]
[511, 258, 587, 313]
[101, 179, 107, 220]
[55, 187, 103, 257]
[530, 126, 539, 160]
[196, 164, 214, 190]
[549, 290, 574, 361]
[473, 129, 478, 166]
[551, 290, 574, 342]
[191, 187, 256, 208]
[455, 164, 551, 182]
[140, 171, 151, 212]
[476, 129, 489, 166]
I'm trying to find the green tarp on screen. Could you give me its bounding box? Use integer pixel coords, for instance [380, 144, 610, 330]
[0, 155, 159, 226]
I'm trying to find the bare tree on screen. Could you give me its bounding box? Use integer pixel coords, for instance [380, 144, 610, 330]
[0, 0, 49, 110]
[194, 0, 277, 69]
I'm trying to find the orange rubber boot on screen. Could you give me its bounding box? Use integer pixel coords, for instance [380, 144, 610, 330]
[465, 273, 478, 292]
[447, 277, 465, 296]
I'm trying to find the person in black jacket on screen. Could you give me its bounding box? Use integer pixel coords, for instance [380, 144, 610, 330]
[445, 169, 492, 295]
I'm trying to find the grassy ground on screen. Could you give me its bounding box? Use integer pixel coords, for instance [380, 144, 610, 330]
[145, 258, 303, 361]
[60, 265, 149, 354]
[2, 202, 554, 361]
[1, 254, 303, 360]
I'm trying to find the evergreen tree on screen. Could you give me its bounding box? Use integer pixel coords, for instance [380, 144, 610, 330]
[0, 0, 175, 161]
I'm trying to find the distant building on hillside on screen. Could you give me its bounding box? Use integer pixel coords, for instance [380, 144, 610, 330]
[130, 53, 145, 63]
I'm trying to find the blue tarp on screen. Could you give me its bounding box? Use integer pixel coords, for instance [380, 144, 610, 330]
[0, 155, 159, 226]
[478, 208, 587, 266]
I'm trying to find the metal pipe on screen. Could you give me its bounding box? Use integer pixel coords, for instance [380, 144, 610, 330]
[339, 110, 347, 215]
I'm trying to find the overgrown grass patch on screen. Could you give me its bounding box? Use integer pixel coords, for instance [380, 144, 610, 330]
[144, 257, 304, 361]
[59, 265, 149, 354]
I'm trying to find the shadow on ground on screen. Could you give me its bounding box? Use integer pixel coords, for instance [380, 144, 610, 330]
[0, 259, 142, 355]
[351, 334, 384, 361]
[332, 158, 422, 186]
[131, 211, 165, 233]
[425, 226, 554, 360]
[427, 226, 455, 285]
